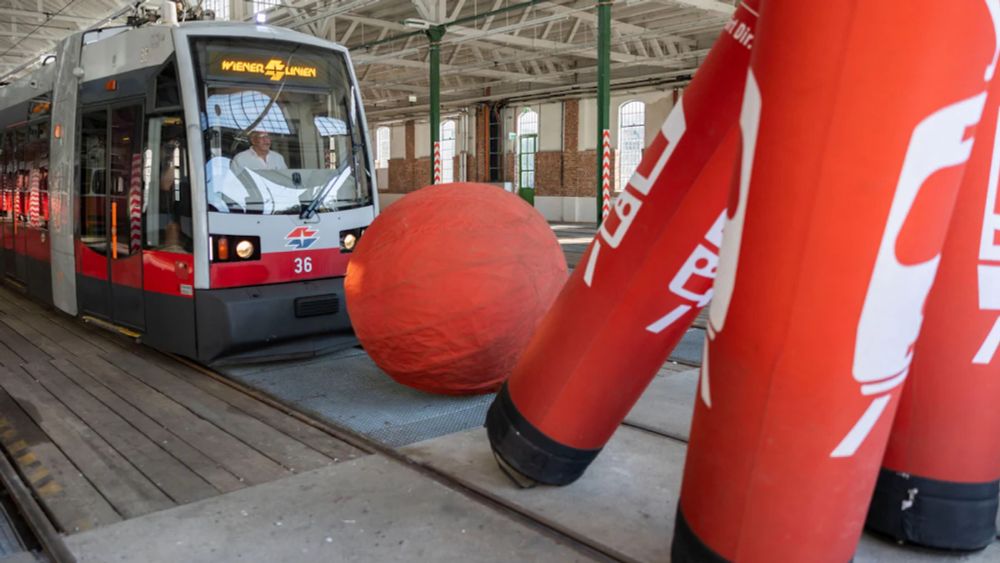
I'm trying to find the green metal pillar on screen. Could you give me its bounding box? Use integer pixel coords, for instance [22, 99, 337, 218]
[427, 26, 445, 185]
[596, 0, 612, 224]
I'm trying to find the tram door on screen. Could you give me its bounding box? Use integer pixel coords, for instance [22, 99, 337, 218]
[77, 105, 145, 330]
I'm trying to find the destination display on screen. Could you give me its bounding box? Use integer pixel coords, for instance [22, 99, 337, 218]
[204, 47, 329, 85]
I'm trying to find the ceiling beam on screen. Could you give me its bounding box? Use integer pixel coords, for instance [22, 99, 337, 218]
[361, 55, 565, 84]
[366, 69, 693, 120]
[535, 1, 695, 48]
[360, 19, 696, 90]
[363, 47, 707, 111]
[665, 0, 735, 15]
[346, 14, 568, 69]
[0, 28, 70, 40]
[445, 22, 674, 65]
[0, 8, 98, 25]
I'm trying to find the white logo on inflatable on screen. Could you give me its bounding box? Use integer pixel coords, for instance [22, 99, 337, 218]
[974, 105, 1000, 365]
[831, 92, 987, 458]
[645, 212, 725, 335]
[699, 69, 761, 408]
[583, 100, 687, 287]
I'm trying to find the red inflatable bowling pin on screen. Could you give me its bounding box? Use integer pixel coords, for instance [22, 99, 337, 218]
[866, 72, 1000, 551]
[485, 0, 759, 485]
[673, 1, 999, 561]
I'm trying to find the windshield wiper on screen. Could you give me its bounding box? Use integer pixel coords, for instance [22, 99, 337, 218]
[300, 159, 352, 219]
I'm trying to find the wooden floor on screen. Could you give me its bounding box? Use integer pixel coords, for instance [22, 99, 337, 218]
[0, 285, 365, 536]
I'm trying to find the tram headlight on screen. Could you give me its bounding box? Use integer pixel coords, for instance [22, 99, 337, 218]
[211, 235, 261, 262]
[236, 239, 255, 259]
[340, 228, 363, 253]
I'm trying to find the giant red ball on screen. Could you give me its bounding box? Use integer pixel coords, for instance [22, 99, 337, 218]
[345, 183, 568, 395]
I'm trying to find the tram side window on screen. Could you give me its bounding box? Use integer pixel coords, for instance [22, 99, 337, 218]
[2, 131, 15, 221]
[27, 121, 49, 228]
[143, 115, 192, 252]
[80, 110, 108, 254]
[13, 128, 28, 224]
[155, 63, 180, 109]
[0, 133, 10, 218]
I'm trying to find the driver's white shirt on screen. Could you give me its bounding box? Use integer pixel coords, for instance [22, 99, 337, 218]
[231, 149, 287, 175]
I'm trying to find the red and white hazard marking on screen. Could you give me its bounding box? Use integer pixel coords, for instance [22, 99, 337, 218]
[433, 142, 442, 185]
[601, 130, 611, 220]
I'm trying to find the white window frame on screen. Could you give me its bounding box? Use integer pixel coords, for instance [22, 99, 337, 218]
[375, 126, 391, 169]
[201, 0, 230, 20]
[517, 110, 539, 190]
[617, 100, 645, 192]
[440, 120, 457, 183]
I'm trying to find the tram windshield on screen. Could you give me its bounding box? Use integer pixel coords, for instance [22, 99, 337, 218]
[191, 38, 372, 215]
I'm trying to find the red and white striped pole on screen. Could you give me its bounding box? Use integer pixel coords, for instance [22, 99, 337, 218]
[602, 129, 612, 220]
[433, 141, 442, 184]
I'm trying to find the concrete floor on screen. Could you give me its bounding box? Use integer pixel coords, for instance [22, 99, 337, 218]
[65, 457, 597, 563]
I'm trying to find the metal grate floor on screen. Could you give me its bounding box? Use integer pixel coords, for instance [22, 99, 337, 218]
[220, 329, 703, 450]
[219, 348, 494, 448]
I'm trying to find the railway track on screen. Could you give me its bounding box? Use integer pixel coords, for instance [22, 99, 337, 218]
[0, 444, 71, 562]
[175, 355, 632, 563]
[0, 341, 652, 563]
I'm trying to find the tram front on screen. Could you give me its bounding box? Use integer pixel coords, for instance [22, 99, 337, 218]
[179, 26, 376, 363]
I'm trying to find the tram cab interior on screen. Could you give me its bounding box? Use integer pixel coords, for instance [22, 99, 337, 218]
[196, 38, 370, 217]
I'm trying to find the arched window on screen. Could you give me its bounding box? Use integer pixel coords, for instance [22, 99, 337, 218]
[201, 0, 230, 19]
[517, 110, 539, 190]
[440, 120, 456, 183]
[375, 126, 391, 169]
[617, 101, 645, 191]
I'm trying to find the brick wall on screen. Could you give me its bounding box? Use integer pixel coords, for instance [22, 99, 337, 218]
[387, 158, 412, 193]
[414, 158, 431, 187]
[535, 151, 562, 196]
[385, 121, 425, 193]
[382, 100, 612, 197]
[405, 120, 415, 159]
[563, 100, 578, 154]
[385, 117, 492, 191]
[554, 100, 600, 198]
[475, 105, 490, 182]
[459, 154, 478, 183]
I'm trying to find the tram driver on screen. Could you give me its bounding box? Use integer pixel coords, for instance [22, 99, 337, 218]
[230, 130, 287, 175]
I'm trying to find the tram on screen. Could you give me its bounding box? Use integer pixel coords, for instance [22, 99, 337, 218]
[0, 9, 378, 363]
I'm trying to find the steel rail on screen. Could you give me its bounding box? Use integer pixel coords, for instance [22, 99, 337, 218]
[0, 445, 75, 562]
[170, 352, 636, 563]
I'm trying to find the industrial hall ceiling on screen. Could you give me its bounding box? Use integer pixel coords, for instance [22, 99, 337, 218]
[0, 0, 735, 120]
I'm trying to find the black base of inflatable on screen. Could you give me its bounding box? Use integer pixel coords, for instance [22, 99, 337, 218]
[866, 469, 999, 551]
[484, 382, 600, 486]
[671, 508, 730, 563]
